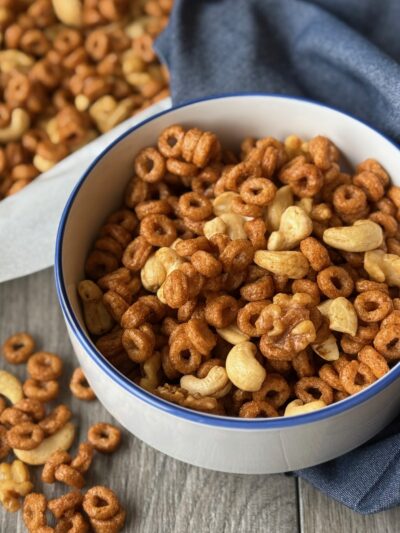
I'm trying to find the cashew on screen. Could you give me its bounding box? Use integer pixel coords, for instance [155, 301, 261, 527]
[216, 324, 250, 345]
[203, 216, 228, 239]
[0, 50, 34, 73]
[318, 297, 358, 336]
[0, 371, 23, 404]
[45, 118, 61, 144]
[226, 341, 266, 392]
[284, 399, 326, 416]
[254, 250, 309, 279]
[33, 154, 56, 173]
[220, 213, 247, 239]
[323, 220, 383, 252]
[264, 185, 293, 231]
[78, 280, 113, 336]
[75, 94, 90, 112]
[121, 50, 146, 77]
[125, 17, 149, 38]
[52, 0, 82, 27]
[90, 96, 137, 134]
[296, 197, 313, 215]
[364, 250, 400, 287]
[212, 192, 240, 216]
[312, 334, 339, 361]
[0, 460, 33, 512]
[268, 206, 313, 251]
[13, 422, 76, 465]
[180, 366, 230, 397]
[140, 352, 161, 391]
[0, 109, 30, 143]
[141, 247, 184, 293]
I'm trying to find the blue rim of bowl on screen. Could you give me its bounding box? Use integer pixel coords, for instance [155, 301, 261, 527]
[55, 92, 400, 429]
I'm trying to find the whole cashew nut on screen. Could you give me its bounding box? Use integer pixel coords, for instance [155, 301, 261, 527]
[140, 352, 161, 391]
[226, 341, 266, 392]
[216, 324, 250, 345]
[364, 249, 400, 287]
[212, 192, 240, 216]
[268, 206, 313, 250]
[33, 154, 56, 173]
[13, 422, 76, 465]
[204, 213, 247, 240]
[0, 50, 34, 73]
[0, 370, 23, 404]
[141, 247, 184, 293]
[284, 399, 326, 416]
[0, 109, 30, 143]
[254, 250, 309, 279]
[264, 185, 293, 231]
[312, 334, 339, 361]
[323, 220, 383, 252]
[78, 280, 113, 336]
[318, 297, 358, 336]
[52, 0, 82, 27]
[180, 366, 230, 397]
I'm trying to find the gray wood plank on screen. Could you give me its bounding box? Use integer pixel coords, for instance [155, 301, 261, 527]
[299, 478, 400, 533]
[0, 269, 299, 533]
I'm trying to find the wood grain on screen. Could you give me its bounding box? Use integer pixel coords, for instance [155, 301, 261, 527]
[0, 269, 298, 533]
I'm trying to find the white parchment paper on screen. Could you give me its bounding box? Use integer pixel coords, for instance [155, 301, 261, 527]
[0, 98, 171, 283]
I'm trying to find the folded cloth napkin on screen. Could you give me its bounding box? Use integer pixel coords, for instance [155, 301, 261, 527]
[155, 0, 400, 514]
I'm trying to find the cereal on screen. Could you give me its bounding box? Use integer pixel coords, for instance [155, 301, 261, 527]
[23, 379, 59, 403]
[78, 126, 400, 418]
[27, 351, 63, 381]
[2, 332, 35, 364]
[88, 423, 121, 454]
[70, 368, 96, 401]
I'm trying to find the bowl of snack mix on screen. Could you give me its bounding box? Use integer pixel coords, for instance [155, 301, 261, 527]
[55, 94, 400, 474]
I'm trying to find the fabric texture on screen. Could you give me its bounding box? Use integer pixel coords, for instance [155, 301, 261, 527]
[155, 0, 400, 514]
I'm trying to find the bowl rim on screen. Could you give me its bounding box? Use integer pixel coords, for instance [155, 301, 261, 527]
[55, 92, 400, 429]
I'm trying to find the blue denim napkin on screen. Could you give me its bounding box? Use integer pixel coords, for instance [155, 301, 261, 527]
[155, 0, 400, 514]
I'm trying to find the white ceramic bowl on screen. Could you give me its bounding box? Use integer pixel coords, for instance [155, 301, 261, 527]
[55, 94, 400, 474]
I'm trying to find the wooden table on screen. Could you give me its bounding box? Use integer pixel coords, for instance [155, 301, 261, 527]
[1, 269, 400, 532]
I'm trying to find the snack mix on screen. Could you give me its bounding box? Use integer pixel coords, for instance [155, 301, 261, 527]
[80, 127, 400, 418]
[0, 0, 172, 199]
[0, 332, 125, 532]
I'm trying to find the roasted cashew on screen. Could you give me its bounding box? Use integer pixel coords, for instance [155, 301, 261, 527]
[226, 341, 266, 392]
[364, 249, 400, 287]
[268, 205, 313, 250]
[52, 0, 82, 27]
[318, 297, 358, 336]
[323, 220, 383, 252]
[0, 370, 23, 404]
[254, 250, 309, 279]
[0, 109, 30, 143]
[264, 185, 293, 231]
[312, 334, 339, 361]
[284, 399, 326, 416]
[180, 366, 230, 397]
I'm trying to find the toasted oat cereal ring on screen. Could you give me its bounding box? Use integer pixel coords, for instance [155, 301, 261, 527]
[239, 177, 277, 206]
[23, 493, 47, 531]
[23, 379, 59, 403]
[124, 177, 148, 208]
[186, 319, 217, 356]
[99, 224, 131, 248]
[353, 322, 379, 343]
[55, 512, 89, 533]
[0, 397, 5, 416]
[308, 135, 338, 170]
[48, 491, 83, 520]
[317, 266, 354, 298]
[158, 125, 185, 158]
[134, 147, 165, 183]
[85, 250, 119, 280]
[355, 279, 389, 293]
[166, 157, 197, 177]
[161, 346, 181, 380]
[122, 235, 152, 271]
[354, 290, 393, 322]
[175, 236, 211, 257]
[333, 184, 368, 215]
[205, 295, 239, 329]
[381, 311, 400, 329]
[353, 171, 385, 202]
[14, 399, 45, 422]
[140, 214, 177, 247]
[191, 250, 222, 278]
[177, 298, 202, 323]
[94, 237, 123, 259]
[244, 217, 268, 250]
[163, 270, 190, 308]
[90, 507, 126, 533]
[292, 350, 316, 378]
[0, 407, 31, 428]
[340, 334, 365, 355]
[42, 450, 72, 483]
[252, 374, 290, 408]
[70, 368, 96, 401]
[318, 364, 345, 391]
[299, 237, 331, 272]
[54, 463, 85, 489]
[178, 192, 213, 222]
[71, 442, 94, 474]
[98, 267, 131, 289]
[357, 159, 390, 186]
[0, 425, 11, 459]
[224, 162, 255, 191]
[239, 400, 279, 418]
[103, 290, 129, 322]
[122, 327, 155, 363]
[373, 327, 400, 360]
[358, 346, 389, 379]
[169, 331, 202, 374]
[339, 360, 376, 394]
[231, 195, 263, 217]
[192, 131, 219, 168]
[2, 332, 35, 364]
[39, 405, 72, 436]
[196, 359, 224, 378]
[240, 275, 275, 302]
[369, 211, 398, 237]
[286, 163, 323, 198]
[7, 421, 45, 450]
[295, 377, 333, 405]
[83, 485, 120, 520]
[135, 199, 172, 221]
[220, 239, 254, 274]
[181, 127, 202, 162]
[27, 352, 63, 381]
[237, 301, 268, 337]
[88, 423, 121, 454]
[292, 279, 320, 305]
[107, 209, 138, 233]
